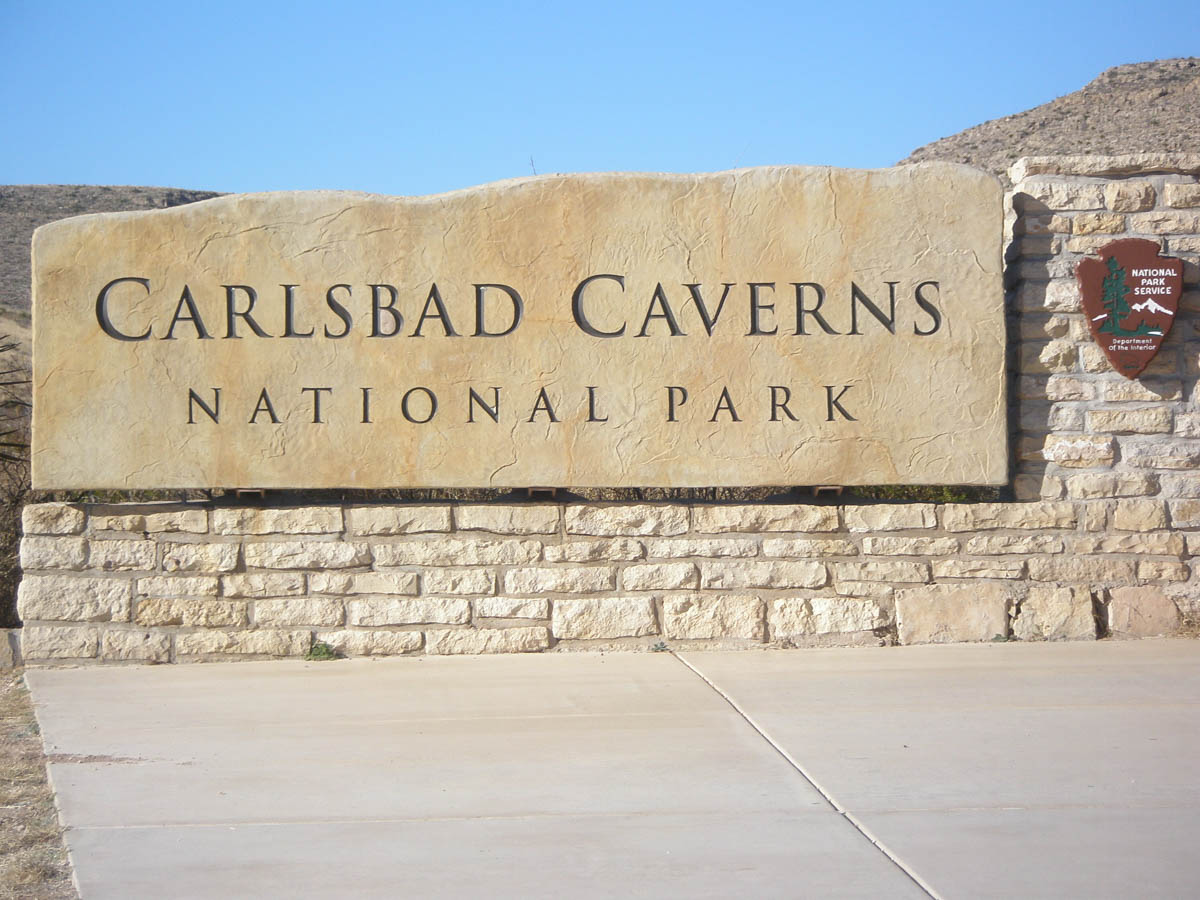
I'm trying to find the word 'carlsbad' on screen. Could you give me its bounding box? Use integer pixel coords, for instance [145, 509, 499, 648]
[94, 275, 947, 341]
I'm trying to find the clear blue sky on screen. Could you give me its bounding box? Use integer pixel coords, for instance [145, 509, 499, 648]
[3, 0, 1197, 196]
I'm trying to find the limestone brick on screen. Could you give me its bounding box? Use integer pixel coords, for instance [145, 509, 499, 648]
[1041, 434, 1115, 467]
[162, 542, 240, 573]
[1043, 375, 1095, 401]
[426, 627, 550, 654]
[942, 502, 1077, 531]
[347, 597, 470, 626]
[662, 595, 764, 640]
[244, 541, 370, 570]
[345, 506, 451, 535]
[1104, 181, 1155, 212]
[88, 539, 157, 572]
[1159, 473, 1200, 498]
[1137, 560, 1189, 582]
[1123, 440, 1200, 470]
[1019, 341, 1077, 374]
[20, 625, 98, 659]
[100, 630, 172, 662]
[474, 598, 550, 619]
[1169, 499, 1200, 527]
[964, 534, 1066, 555]
[769, 596, 887, 638]
[648, 538, 758, 558]
[503, 567, 615, 594]
[1083, 501, 1110, 532]
[212, 506, 342, 535]
[621, 563, 698, 591]
[692, 505, 838, 534]
[91, 509, 208, 534]
[1027, 557, 1137, 583]
[18, 575, 130, 622]
[1068, 533, 1184, 555]
[1013, 586, 1096, 641]
[221, 573, 307, 598]
[1065, 473, 1158, 499]
[844, 504, 936, 532]
[21, 503, 86, 535]
[1128, 211, 1200, 233]
[454, 505, 560, 534]
[175, 630, 311, 657]
[135, 576, 219, 597]
[135, 598, 248, 627]
[254, 598, 345, 626]
[834, 582, 895, 600]
[895, 584, 1013, 644]
[932, 558, 1025, 579]
[700, 560, 826, 590]
[1017, 181, 1104, 210]
[421, 569, 496, 596]
[1111, 500, 1167, 531]
[565, 505, 688, 536]
[1108, 587, 1180, 637]
[315, 629, 423, 656]
[1175, 413, 1200, 438]
[1163, 182, 1200, 208]
[1072, 212, 1125, 234]
[372, 539, 540, 567]
[832, 560, 929, 583]
[861, 536, 959, 556]
[544, 539, 645, 562]
[1086, 408, 1172, 434]
[760, 538, 857, 558]
[551, 597, 657, 639]
[1100, 379, 1182, 401]
[20, 536, 87, 570]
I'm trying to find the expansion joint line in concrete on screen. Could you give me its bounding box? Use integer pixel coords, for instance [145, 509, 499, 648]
[671, 653, 943, 900]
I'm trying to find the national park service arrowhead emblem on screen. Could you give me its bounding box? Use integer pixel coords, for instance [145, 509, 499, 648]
[1076, 238, 1182, 379]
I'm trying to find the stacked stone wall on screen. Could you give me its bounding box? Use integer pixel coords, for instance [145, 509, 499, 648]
[15, 155, 1200, 663]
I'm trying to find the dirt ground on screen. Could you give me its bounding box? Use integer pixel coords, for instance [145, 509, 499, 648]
[0, 669, 75, 900]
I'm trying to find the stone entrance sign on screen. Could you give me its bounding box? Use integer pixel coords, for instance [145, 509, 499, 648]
[31, 164, 1005, 489]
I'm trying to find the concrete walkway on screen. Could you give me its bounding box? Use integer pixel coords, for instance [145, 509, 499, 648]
[26, 640, 1200, 899]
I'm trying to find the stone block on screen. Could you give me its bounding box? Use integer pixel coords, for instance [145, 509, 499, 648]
[964, 534, 1065, 555]
[621, 563, 698, 591]
[1019, 340, 1077, 374]
[88, 539, 157, 572]
[1111, 500, 1167, 531]
[831, 560, 929, 583]
[221, 573, 307, 598]
[1065, 473, 1158, 499]
[503, 567, 615, 594]
[345, 506, 451, 535]
[834, 581, 895, 600]
[1128, 211, 1200, 233]
[692, 505, 838, 534]
[254, 598, 345, 626]
[843, 504, 936, 532]
[1105, 181, 1156, 212]
[1013, 586, 1096, 641]
[1068, 532, 1184, 555]
[1027, 557, 1137, 583]
[544, 539, 645, 562]
[895, 584, 1013, 644]
[1160, 474, 1200, 498]
[1071, 211, 1126, 234]
[21, 503, 86, 535]
[760, 538, 857, 558]
[243, 541, 371, 570]
[162, 542, 240, 573]
[454, 505, 560, 534]
[861, 536, 959, 556]
[1108, 587, 1180, 637]
[372, 539, 540, 567]
[648, 538, 758, 559]
[565, 505, 688, 536]
[421, 569, 496, 596]
[346, 597, 471, 626]
[1123, 440, 1200, 469]
[1169, 499, 1200, 527]
[932, 558, 1025, 579]
[315, 629, 423, 656]
[551, 598, 657, 639]
[18, 575, 131, 622]
[941, 502, 1077, 531]
[662, 595, 764, 640]
[175, 630, 311, 657]
[1137, 560, 1189, 582]
[1042, 375, 1095, 401]
[135, 598, 248, 627]
[135, 575, 219, 597]
[700, 560, 826, 590]
[1017, 181, 1105, 210]
[770, 596, 887, 638]
[474, 597, 550, 619]
[212, 506, 343, 535]
[92, 509, 208, 534]
[309, 571, 419, 595]
[1041, 434, 1115, 468]
[20, 536, 87, 570]
[1163, 182, 1200, 208]
[100, 630, 172, 662]
[20, 625, 99, 659]
[1086, 408, 1172, 434]
[1100, 379, 1183, 401]
[425, 627, 550, 655]
[1176, 413, 1200, 438]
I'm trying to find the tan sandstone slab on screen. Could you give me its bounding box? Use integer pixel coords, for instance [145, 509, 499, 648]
[32, 165, 1005, 489]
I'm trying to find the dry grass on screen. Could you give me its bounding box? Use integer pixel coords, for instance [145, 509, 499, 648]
[0, 669, 76, 900]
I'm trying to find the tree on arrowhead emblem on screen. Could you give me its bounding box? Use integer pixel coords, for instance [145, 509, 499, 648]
[1097, 256, 1130, 334]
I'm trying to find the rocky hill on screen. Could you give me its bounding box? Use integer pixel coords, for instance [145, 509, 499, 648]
[900, 58, 1200, 178]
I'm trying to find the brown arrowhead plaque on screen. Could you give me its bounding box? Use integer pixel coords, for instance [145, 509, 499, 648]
[1076, 238, 1182, 379]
